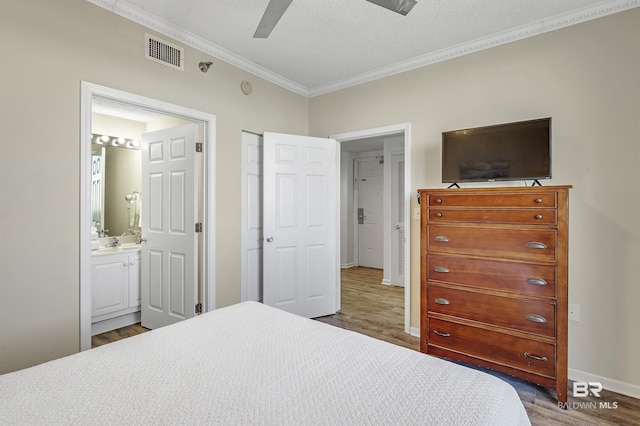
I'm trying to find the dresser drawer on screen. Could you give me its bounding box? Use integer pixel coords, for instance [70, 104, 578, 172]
[428, 285, 556, 337]
[428, 317, 556, 378]
[428, 225, 556, 262]
[428, 208, 557, 225]
[428, 193, 556, 208]
[427, 254, 556, 298]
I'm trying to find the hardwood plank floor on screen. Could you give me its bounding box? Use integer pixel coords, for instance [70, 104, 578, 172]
[94, 267, 639, 425]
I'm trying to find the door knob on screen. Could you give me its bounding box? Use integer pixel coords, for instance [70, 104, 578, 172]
[266, 236, 274, 243]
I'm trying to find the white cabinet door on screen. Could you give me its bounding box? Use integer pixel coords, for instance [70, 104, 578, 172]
[91, 255, 128, 318]
[128, 254, 141, 308]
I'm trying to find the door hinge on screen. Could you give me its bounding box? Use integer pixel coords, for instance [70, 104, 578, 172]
[195, 222, 203, 233]
[195, 303, 202, 315]
[195, 142, 203, 152]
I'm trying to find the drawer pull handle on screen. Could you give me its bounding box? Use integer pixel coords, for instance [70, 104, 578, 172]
[434, 330, 450, 337]
[535, 214, 543, 220]
[525, 314, 547, 323]
[535, 198, 543, 204]
[524, 352, 548, 362]
[434, 266, 450, 273]
[434, 236, 449, 242]
[435, 198, 443, 204]
[434, 298, 450, 305]
[526, 277, 548, 286]
[525, 241, 547, 249]
[435, 212, 443, 217]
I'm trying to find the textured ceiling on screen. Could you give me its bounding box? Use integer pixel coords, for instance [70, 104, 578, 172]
[89, 0, 637, 96]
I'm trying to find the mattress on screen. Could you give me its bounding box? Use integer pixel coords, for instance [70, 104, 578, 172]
[0, 301, 530, 425]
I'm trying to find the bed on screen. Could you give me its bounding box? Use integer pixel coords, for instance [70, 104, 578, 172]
[0, 301, 530, 425]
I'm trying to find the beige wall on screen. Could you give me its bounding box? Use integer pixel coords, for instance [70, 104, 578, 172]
[0, 0, 308, 374]
[310, 9, 640, 391]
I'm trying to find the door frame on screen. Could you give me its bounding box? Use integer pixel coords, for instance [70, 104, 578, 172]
[331, 123, 411, 334]
[80, 81, 217, 350]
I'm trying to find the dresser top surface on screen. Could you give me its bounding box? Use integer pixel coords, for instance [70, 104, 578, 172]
[418, 185, 572, 195]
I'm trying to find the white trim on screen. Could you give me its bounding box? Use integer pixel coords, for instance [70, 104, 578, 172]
[86, 0, 308, 97]
[569, 368, 640, 399]
[307, 0, 640, 96]
[340, 262, 355, 269]
[87, 0, 640, 98]
[409, 326, 420, 338]
[331, 123, 412, 334]
[80, 81, 216, 351]
[91, 312, 141, 336]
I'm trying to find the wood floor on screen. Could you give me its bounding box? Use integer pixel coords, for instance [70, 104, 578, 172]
[94, 267, 640, 425]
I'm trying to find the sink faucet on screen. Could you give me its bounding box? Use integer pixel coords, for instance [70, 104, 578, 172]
[107, 236, 120, 247]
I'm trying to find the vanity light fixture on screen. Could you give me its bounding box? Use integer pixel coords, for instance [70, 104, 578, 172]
[92, 133, 140, 150]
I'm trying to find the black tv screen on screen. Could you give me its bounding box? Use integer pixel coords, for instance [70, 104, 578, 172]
[442, 118, 551, 183]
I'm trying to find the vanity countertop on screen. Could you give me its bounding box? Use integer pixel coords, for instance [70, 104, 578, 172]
[91, 243, 141, 256]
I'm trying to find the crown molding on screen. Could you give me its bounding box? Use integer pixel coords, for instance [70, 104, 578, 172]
[88, 0, 638, 99]
[309, 0, 640, 97]
[86, 0, 311, 97]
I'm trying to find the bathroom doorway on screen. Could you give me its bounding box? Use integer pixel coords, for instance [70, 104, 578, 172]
[80, 82, 217, 351]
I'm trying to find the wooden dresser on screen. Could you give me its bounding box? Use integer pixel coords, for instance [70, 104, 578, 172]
[419, 185, 571, 404]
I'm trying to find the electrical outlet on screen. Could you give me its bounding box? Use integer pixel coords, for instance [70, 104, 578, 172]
[414, 207, 420, 219]
[569, 304, 580, 321]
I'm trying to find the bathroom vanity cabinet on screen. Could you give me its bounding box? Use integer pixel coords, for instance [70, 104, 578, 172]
[91, 249, 141, 334]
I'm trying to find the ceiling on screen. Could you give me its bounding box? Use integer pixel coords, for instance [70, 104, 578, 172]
[90, 0, 634, 97]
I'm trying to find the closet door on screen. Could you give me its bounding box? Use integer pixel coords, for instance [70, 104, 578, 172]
[262, 132, 339, 318]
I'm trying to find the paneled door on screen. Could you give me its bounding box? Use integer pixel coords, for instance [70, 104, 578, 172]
[262, 132, 338, 318]
[141, 124, 198, 329]
[240, 131, 263, 302]
[356, 157, 384, 269]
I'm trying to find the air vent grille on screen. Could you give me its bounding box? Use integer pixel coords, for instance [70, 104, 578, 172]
[145, 34, 184, 71]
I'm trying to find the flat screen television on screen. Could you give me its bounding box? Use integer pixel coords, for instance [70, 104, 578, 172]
[442, 117, 551, 184]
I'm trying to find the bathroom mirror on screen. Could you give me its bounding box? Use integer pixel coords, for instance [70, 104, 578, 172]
[91, 140, 141, 237]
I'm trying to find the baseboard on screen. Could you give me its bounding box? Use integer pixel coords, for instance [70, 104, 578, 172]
[381, 278, 391, 286]
[569, 368, 640, 399]
[340, 262, 355, 269]
[91, 312, 141, 336]
[410, 326, 420, 338]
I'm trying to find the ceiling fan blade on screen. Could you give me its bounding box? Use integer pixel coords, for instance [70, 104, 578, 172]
[365, 0, 417, 16]
[253, 0, 294, 38]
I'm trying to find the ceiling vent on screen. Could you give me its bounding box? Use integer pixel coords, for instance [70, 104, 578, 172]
[145, 33, 184, 71]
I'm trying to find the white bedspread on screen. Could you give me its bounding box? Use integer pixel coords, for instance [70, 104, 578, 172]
[0, 301, 530, 425]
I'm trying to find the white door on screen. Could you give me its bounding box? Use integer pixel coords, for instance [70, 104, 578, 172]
[240, 131, 263, 302]
[356, 157, 383, 269]
[141, 124, 198, 329]
[390, 152, 405, 287]
[262, 132, 338, 318]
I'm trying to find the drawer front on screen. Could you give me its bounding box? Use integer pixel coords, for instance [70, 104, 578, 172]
[428, 208, 557, 225]
[428, 193, 556, 208]
[428, 225, 556, 262]
[428, 285, 556, 337]
[428, 254, 556, 298]
[428, 317, 556, 377]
